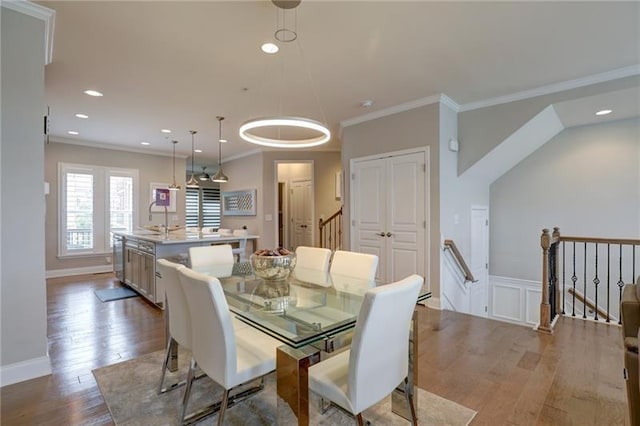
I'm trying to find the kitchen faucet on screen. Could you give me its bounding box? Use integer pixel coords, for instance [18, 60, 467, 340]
[148, 201, 169, 235]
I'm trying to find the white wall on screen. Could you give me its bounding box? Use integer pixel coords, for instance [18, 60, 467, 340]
[491, 118, 640, 281]
[1, 7, 51, 385]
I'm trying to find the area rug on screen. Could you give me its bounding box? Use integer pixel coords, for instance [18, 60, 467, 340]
[94, 349, 476, 425]
[94, 287, 138, 302]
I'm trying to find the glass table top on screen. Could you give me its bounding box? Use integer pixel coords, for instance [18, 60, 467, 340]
[195, 263, 431, 349]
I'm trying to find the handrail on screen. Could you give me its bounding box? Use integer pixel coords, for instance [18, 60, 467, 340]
[559, 235, 640, 245]
[443, 239, 476, 283]
[319, 206, 343, 251]
[319, 206, 343, 229]
[567, 287, 617, 323]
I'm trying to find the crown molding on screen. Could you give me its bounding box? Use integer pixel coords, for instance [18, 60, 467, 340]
[459, 64, 640, 112]
[49, 137, 188, 159]
[2, 0, 55, 65]
[221, 148, 263, 163]
[340, 94, 446, 129]
[439, 94, 461, 112]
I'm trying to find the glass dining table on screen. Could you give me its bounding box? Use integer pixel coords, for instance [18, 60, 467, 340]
[192, 262, 431, 425]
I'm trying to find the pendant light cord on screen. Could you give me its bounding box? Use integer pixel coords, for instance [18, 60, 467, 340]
[295, 37, 328, 126]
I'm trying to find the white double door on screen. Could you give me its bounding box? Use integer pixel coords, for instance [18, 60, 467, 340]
[351, 150, 427, 283]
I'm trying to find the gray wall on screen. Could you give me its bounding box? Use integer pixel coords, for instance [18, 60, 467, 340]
[439, 104, 490, 261]
[341, 103, 441, 296]
[45, 141, 186, 273]
[491, 118, 640, 281]
[1, 9, 49, 368]
[458, 75, 640, 175]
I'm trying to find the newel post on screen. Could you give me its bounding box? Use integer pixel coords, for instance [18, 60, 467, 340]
[537, 228, 553, 334]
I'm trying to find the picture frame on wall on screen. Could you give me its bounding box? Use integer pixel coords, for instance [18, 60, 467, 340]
[222, 189, 257, 216]
[150, 182, 176, 212]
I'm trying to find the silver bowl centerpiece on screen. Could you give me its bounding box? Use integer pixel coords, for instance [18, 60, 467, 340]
[250, 248, 297, 281]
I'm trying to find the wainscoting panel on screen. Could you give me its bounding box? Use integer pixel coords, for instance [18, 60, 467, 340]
[489, 276, 541, 327]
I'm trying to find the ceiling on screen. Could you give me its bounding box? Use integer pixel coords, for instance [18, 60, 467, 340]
[41, 1, 640, 169]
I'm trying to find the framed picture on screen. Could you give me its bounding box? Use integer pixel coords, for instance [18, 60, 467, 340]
[150, 182, 176, 212]
[222, 189, 257, 216]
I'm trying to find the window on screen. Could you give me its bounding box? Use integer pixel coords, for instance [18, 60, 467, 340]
[59, 163, 138, 256]
[185, 186, 221, 229]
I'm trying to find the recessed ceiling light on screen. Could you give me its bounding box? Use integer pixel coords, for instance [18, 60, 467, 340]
[194, 149, 203, 153]
[161, 129, 172, 133]
[595, 109, 612, 116]
[84, 90, 103, 97]
[261, 43, 279, 54]
[140, 142, 150, 146]
[75, 113, 89, 119]
[67, 130, 79, 135]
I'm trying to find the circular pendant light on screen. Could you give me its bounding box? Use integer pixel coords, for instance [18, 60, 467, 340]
[239, 116, 331, 148]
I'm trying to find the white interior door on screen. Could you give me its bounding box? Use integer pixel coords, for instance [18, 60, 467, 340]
[387, 152, 426, 282]
[470, 206, 489, 317]
[290, 179, 313, 248]
[352, 158, 387, 281]
[352, 149, 427, 284]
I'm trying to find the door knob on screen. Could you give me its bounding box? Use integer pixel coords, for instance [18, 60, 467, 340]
[378, 232, 385, 237]
[386, 232, 392, 237]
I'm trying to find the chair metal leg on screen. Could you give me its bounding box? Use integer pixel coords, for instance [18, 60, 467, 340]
[217, 389, 229, 426]
[157, 337, 173, 394]
[158, 337, 186, 394]
[319, 397, 331, 414]
[403, 377, 418, 426]
[181, 358, 198, 424]
[182, 375, 267, 425]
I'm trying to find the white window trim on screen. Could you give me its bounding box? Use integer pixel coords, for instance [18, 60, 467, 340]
[58, 162, 138, 258]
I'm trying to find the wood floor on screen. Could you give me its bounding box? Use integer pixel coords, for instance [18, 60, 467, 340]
[0, 273, 629, 425]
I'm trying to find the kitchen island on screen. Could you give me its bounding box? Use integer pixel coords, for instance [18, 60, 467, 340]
[113, 230, 259, 307]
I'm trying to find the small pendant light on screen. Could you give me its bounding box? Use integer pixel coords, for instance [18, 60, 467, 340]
[211, 116, 229, 183]
[168, 140, 181, 191]
[199, 166, 210, 181]
[186, 130, 199, 187]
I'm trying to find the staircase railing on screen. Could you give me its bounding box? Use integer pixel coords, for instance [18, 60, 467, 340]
[443, 239, 476, 283]
[537, 227, 639, 334]
[319, 206, 342, 251]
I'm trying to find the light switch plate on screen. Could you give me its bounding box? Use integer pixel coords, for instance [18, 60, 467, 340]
[265, 214, 273, 221]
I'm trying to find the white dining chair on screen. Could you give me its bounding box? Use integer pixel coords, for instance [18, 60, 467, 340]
[329, 250, 379, 281]
[295, 246, 332, 271]
[308, 274, 423, 425]
[188, 244, 234, 270]
[178, 267, 281, 425]
[155, 259, 189, 394]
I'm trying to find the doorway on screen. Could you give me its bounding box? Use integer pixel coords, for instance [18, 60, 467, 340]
[470, 205, 489, 317]
[275, 161, 314, 250]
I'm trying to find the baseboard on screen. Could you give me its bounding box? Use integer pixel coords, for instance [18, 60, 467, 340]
[46, 265, 113, 279]
[0, 356, 51, 387]
[425, 297, 441, 310]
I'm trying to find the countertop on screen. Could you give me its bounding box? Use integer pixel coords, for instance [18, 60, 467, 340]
[114, 230, 259, 245]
